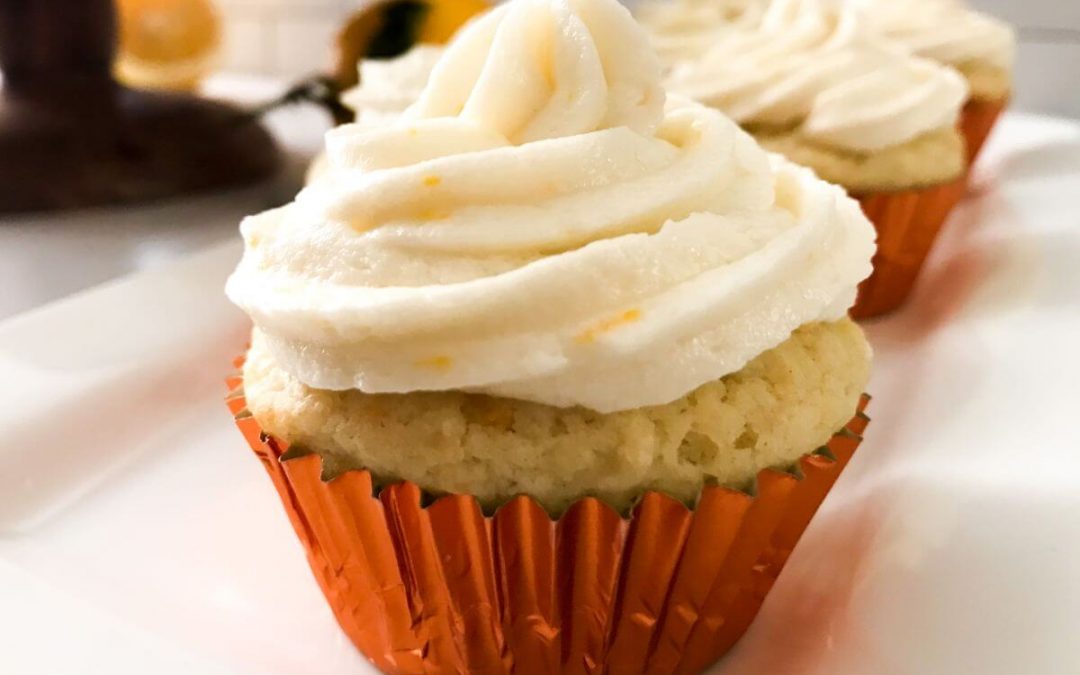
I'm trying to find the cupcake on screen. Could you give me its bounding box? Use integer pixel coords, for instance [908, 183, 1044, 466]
[307, 45, 445, 182]
[661, 0, 968, 317]
[311, 3, 490, 182]
[226, 0, 877, 671]
[851, 0, 1016, 163]
[636, 0, 762, 65]
[341, 45, 446, 128]
[331, 0, 490, 88]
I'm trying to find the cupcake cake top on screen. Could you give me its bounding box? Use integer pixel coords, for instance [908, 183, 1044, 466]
[850, 0, 1015, 73]
[661, 0, 969, 152]
[226, 0, 875, 413]
[341, 45, 445, 127]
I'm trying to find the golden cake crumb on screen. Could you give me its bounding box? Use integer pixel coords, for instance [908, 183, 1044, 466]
[754, 125, 966, 194]
[956, 61, 1011, 103]
[243, 319, 871, 515]
[415, 355, 454, 370]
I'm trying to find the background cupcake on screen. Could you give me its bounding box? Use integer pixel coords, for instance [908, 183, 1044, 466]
[636, 0, 762, 65]
[227, 0, 877, 670]
[305, 1, 491, 182]
[306, 45, 444, 182]
[660, 0, 968, 317]
[851, 0, 1016, 163]
[341, 44, 445, 128]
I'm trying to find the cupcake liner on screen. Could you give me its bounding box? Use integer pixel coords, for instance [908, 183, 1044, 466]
[960, 97, 1008, 165]
[228, 359, 870, 674]
[850, 176, 967, 319]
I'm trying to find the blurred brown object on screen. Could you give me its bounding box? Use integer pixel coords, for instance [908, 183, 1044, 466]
[115, 0, 221, 91]
[332, 0, 489, 88]
[0, 0, 279, 214]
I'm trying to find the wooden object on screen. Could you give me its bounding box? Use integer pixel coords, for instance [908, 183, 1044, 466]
[0, 0, 280, 214]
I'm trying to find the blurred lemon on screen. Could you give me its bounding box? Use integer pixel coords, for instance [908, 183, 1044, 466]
[115, 0, 221, 91]
[418, 0, 489, 43]
[333, 0, 489, 87]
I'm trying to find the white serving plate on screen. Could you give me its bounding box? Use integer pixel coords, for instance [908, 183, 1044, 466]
[1, 113, 1078, 675]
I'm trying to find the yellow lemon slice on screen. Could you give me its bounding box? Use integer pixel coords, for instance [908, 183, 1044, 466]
[115, 0, 221, 91]
[333, 0, 489, 87]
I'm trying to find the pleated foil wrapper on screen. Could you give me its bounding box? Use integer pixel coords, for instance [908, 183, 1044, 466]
[227, 359, 871, 674]
[960, 97, 1008, 165]
[849, 176, 967, 319]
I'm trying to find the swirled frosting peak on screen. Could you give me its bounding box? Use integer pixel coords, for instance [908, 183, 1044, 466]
[662, 0, 969, 152]
[341, 45, 445, 127]
[227, 0, 876, 413]
[409, 0, 665, 143]
[635, 0, 764, 65]
[851, 0, 1015, 72]
[636, 0, 763, 64]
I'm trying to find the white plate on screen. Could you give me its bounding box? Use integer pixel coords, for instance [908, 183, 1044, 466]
[1, 113, 1078, 675]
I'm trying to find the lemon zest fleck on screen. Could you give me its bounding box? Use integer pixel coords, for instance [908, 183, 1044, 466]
[415, 355, 453, 370]
[418, 209, 450, 220]
[575, 309, 642, 344]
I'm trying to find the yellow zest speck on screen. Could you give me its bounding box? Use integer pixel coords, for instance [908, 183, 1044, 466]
[349, 217, 375, 232]
[415, 355, 453, 371]
[418, 208, 450, 221]
[407, 127, 418, 137]
[423, 175, 441, 187]
[575, 309, 642, 344]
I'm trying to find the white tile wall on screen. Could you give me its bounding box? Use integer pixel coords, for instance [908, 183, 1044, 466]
[220, 15, 271, 73]
[215, 0, 365, 76]
[972, 0, 1080, 118]
[213, 0, 1080, 118]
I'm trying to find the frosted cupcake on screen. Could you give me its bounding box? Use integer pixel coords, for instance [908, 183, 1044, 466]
[341, 44, 445, 128]
[851, 0, 1015, 162]
[636, 0, 762, 65]
[662, 0, 968, 317]
[307, 45, 446, 182]
[226, 0, 876, 670]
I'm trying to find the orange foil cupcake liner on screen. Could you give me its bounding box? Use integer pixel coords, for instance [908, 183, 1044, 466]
[227, 361, 870, 674]
[960, 97, 1007, 165]
[850, 176, 966, 318]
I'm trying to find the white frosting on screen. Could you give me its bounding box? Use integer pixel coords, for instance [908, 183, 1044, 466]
[341, 45, 445, 127]
[661, 0, 969, 152]
[850, 0, 1015, 71]
[227, 0, 876, 413]
[636, 0, 763, 64]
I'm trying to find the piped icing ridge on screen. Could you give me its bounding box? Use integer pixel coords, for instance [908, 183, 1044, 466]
[657, 0, 969, 152]
[227, 0, 876, 412]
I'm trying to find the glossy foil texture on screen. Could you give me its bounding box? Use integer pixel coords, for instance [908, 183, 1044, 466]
[850, 178, 967, 318]
[961, 98, 1008, 164]
[227, 361, 870, 674]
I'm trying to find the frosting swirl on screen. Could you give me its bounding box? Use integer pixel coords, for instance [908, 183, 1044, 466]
[341, 45, 445, 127]
[227, 0, 876, 413]
[662, 0, 968, 152]
[636, 0, 762, 64]
[851, 0, 1015, 72]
